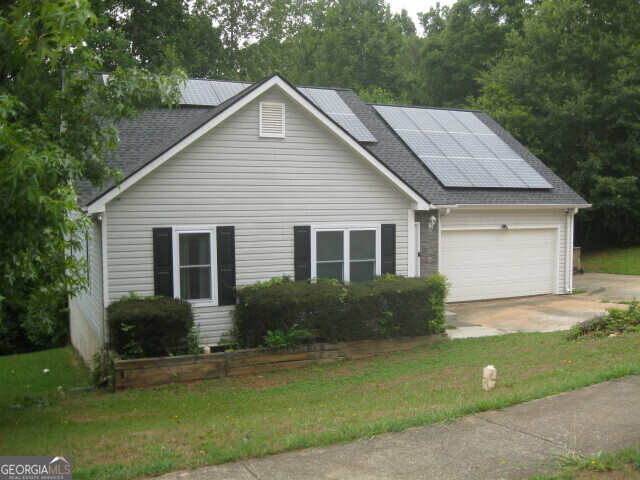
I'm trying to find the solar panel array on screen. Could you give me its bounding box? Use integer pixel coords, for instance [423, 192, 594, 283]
[297, 87, 377, 142]
[374, 105, 552, 189]
[178, 80, 252, 106]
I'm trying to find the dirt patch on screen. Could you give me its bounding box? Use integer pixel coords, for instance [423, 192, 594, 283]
[576, 465, 640, 479]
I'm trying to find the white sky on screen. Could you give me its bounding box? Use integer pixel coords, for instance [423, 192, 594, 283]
[386, 0, 457, 28]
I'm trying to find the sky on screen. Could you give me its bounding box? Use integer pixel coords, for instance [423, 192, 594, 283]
[386, 0, 457, 28]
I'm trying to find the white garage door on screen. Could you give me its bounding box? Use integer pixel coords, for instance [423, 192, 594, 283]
[441, 228, 557, 302]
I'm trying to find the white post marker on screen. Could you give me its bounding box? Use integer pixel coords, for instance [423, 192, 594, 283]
[483, 365, 497, 391]
[203, 346, 211, 354]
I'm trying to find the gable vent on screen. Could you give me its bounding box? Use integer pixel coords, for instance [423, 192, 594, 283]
[259, 102, 285, 138]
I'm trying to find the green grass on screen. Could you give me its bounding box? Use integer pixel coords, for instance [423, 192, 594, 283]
[1, 333, 639, 480]
[0, 347, 90, 407]
[582, 247, 640, 275]
[530, 445, 640, 479]
[572, 289, 588, 295]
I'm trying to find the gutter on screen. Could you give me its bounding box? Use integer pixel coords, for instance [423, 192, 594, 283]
[432, 204, 591, 210]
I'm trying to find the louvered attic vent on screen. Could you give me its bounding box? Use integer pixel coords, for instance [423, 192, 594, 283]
[259, 102, 285, 138]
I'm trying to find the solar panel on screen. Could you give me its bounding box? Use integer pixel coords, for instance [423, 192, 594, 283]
[179, 79, 220, 106]
[400, 130, 443, 157]
[301, 88, 377, 142]
[481, 159, 528, 188]
[420, 157, 473, 187]
[450, 133, 497, 159]
[451, 111, 495, 135]
[477, 135, 520, 160]
[426, 109, 471, 133]
[449, 158, 501, 187]
[373, 105, 418, 131]
[211, 81, 246, 103]
[305, 88, 352, 114]
[329, 114, 376, 142]
[375, 105, 552, 190]
[428, 132, 472, 158]
[402, 107, 444, 132]
[176, 79, 249, 106]
[506, 160, 553, 188]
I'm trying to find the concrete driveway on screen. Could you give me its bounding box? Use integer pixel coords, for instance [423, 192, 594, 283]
[446, 272, 638, 338]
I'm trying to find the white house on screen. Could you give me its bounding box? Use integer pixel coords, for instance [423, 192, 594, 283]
[70, 73, 589, 361]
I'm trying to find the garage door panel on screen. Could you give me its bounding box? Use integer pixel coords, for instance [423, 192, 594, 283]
[441, 229, 556, 302]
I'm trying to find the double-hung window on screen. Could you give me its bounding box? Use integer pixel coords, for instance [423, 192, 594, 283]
[173, 228, 216, 305]
[312, 226, 381, 282]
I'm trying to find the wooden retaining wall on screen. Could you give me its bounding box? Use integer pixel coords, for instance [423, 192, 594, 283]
[112, 334, 446, 390]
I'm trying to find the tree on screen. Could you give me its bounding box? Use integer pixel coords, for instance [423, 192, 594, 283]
[88, 0, 225, 77]
[0, 0, 183, 352]
[241, 0, 412, 97]
[418, 2, 449, 37]
[413, 0, 533, 107]
[474, 0, 640, 247]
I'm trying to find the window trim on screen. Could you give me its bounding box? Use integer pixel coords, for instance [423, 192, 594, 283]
[172, 226, 218, 306]
[310, 225, 381, 282]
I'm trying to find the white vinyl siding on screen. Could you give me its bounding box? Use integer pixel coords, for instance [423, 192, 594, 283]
[105, 91, 411, 345]
[439, 208, 569, 302]
[71, 217, 104, 343]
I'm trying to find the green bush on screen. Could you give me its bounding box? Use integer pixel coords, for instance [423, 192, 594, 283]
[567, 300, 640, 339]
[233, 274, 449, 348]
[263, 324, 314, 349]
[107, 294, 200, 358]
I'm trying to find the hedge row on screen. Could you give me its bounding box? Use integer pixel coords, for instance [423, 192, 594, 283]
[232, 274, 449, 348]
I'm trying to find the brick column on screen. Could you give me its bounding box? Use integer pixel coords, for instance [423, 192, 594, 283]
[415, 211, 439, 277]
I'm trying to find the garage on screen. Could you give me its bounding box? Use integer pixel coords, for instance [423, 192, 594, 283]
[440, 227, 558, 302]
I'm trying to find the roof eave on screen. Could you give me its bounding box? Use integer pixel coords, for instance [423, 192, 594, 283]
[431, 203, 591, 210]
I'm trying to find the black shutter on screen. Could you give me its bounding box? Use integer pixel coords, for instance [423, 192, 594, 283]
[153, 228, 173, 297]
[217, 226, 236, 305]
[294, 226, 311, 281]
[381, 224, 396, 275]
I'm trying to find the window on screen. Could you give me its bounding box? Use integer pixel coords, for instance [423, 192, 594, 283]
[312, 227, 380, 282]
[173, 228, 216, 303]
[316, 231, 344, 281]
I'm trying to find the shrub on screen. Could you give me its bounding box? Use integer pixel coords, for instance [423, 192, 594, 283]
[233, 274, 449, 348]
[107, 295, 199, 358]
[567, 300, 640, 339]
[263, 324, 314, 349]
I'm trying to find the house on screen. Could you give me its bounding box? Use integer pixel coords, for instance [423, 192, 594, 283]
[70, 73, 589, 361]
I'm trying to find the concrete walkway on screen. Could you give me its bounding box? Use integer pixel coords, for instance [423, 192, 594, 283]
[157, 376, 640, 480]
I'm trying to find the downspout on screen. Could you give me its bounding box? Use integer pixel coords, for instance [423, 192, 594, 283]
[99, 211, 108, 349]
[564, 208, 577, 293]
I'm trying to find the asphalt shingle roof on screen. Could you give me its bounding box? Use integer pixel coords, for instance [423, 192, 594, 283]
[78, 76, 588, 207]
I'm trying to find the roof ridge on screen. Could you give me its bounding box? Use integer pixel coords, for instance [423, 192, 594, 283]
[183, 77, 251, 84]
[368, 102, 484, 113]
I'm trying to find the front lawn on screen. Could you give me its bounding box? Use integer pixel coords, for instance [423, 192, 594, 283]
[582, 247, 640, 275]
[1, 333, 639, 480]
